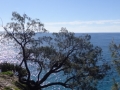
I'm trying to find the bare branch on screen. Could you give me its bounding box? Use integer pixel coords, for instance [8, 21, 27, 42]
[38, 63, 42, 81]
[41, 82, 69, 88]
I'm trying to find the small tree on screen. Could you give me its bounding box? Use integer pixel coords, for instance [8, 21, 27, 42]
[2, 12, 109, 90]
[110, 40, 120, 90]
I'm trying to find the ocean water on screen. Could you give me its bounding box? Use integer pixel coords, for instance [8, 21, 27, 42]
[47, 33, 120, 90]
[38, 33, 120, 90]
[1, 33, 120, 90]
[87, 33, 120, 90]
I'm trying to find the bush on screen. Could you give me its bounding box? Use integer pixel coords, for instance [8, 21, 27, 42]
[0, 62, 27, 77]
[0, 62, 15, 72]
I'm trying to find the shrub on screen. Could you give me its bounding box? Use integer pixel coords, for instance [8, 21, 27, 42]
[0, 62, 15, 72]
[0, 62, 27, 77]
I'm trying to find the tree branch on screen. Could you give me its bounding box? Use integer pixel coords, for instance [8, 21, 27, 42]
[3, 27, 22, 46]
[38, 69, 54, 84]
[65, 76, 76, 84]
[54, 67, 68, 73]
[38, 63, 42, 81]
[41, 82, 69, 88]
[53, 45, 76, 71]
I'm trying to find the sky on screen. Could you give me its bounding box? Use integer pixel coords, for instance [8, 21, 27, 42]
[0, 0, 120, 32]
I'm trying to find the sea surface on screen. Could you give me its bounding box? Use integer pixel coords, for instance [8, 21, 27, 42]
[1, 33, 120, 90]
[37, 33, 120, 90]
[86, 33, 120, 90]
[44, 33, 120, 90]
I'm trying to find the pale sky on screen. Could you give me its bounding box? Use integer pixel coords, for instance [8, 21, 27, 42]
[0, 0, 120, 32]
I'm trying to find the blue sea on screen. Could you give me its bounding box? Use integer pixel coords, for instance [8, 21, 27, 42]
[33, 33, 120, 90]
[2, 33, 120, 90]
[35, 33, 120, 90]
[87, 33, 120, 90]
[76, 33, 120, 90]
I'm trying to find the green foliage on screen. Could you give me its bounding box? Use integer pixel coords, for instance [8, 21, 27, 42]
[110, 41, 120, 90]
[3, 86, 22, 90]
[107, 38, 120, 90]
[0, 71, 14, 77]
[4, 86, 12, 90]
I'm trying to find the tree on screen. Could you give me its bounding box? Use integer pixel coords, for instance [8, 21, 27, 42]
[2, 12, 109, 90]
[110, 40, 120, 90]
